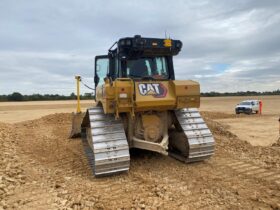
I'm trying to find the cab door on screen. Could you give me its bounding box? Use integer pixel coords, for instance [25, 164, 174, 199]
[94, 55, 109, 102]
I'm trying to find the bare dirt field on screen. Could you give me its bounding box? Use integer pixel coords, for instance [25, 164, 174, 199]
[201, 96, 280, 146]
[0, 96, 280, 209]
[0, 100, 93, 123]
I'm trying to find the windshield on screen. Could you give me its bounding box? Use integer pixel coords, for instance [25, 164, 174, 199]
[240, 102, 252, 105]
[126, 57, 169, 79]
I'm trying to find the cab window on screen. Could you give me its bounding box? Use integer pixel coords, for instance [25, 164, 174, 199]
[126, 56, 169, 79]
[95, 57, 109, 85]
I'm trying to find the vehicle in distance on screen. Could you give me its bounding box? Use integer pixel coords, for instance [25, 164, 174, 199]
[235, 100, 260, 114]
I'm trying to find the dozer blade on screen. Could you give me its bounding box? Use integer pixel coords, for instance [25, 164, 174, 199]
[69, 112, 84, 138]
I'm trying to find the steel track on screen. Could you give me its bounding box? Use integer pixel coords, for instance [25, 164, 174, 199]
[169, 108, 215, 162]
[81, 107, 130, 176]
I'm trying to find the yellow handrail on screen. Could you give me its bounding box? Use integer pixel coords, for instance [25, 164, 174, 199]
[75, 75, 81, 113]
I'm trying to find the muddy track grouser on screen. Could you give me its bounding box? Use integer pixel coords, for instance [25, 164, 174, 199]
[71, 35, 215, 176]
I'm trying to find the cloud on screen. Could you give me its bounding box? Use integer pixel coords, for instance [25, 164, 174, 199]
[0, 0, 279, 94]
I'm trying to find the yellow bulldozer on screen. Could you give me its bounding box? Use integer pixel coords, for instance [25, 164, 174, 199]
[70, 35, 215, 176]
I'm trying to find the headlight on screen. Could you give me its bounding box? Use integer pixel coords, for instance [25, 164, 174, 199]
[126, 39, 132, 45]
[175, 41, 182, 49]
[119, 39, 132, 46]
[119, 39, 125, 46]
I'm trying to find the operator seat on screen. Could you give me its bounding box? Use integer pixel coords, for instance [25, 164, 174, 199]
[130, 60, 148, 77]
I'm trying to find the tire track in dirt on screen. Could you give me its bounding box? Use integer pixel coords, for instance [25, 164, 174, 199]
[216, 158, 280, 186]
[210, 156, 280, 209]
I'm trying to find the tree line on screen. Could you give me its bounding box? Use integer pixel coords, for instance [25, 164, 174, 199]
[201, 89, 280, 97]
[0, 92, 94, 102]
[0, 90, 279, 102]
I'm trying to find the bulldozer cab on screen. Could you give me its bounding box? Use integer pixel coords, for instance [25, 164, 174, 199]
[94, 35, 182, 89]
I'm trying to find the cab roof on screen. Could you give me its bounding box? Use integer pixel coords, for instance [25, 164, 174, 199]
[116, 35, 183, 58]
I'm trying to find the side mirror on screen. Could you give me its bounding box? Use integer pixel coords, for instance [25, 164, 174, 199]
[94, 75, 100, 85]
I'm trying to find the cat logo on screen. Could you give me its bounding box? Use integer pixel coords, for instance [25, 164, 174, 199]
[138, 83, 167, 98]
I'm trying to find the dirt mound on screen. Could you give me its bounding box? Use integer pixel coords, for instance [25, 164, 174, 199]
[1, 113, 279, 209]
[207, 118, 280, 169]
[206, 118, 237, 139]
[272, 137, 280, 147]
[0, 123, 26, 209]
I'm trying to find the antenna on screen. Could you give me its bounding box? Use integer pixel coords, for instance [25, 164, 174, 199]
[165, 30, 171, 39]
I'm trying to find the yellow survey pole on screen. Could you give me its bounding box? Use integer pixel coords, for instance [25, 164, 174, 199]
[75, 75, 81, 113]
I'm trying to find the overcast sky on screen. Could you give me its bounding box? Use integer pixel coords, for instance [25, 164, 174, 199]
[0, 0, 280, 95]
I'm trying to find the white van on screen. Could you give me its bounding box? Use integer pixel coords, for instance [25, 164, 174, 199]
[235, 100, 260, 114]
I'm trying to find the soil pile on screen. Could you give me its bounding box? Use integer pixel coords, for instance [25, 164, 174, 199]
[0, 113, 279, 209]
[0, 123, 26, 209]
